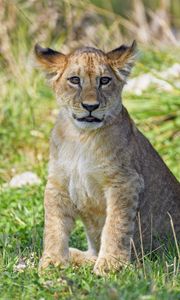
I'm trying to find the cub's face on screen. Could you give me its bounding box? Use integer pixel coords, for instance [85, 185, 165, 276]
[35, 43, 136, 130]
[55, 49, 123, 130]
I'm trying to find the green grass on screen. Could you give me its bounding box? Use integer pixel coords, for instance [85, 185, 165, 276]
[0, 183, 180, 300]
[0, 33, 180, 300]
[0, 187, 180, 300]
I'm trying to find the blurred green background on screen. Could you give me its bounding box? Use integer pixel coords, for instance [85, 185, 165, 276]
[0, 1, 180, 299]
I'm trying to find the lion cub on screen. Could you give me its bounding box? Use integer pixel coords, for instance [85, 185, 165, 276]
[34, 42, 180, 275]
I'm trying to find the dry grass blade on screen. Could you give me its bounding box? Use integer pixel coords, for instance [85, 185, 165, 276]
[167, 212, 180, 262]
[130, 238, 141, 267]
[137, 212, 146, 278]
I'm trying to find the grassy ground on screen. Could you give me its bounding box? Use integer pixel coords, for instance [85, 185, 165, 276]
[0, 47, 180, 299]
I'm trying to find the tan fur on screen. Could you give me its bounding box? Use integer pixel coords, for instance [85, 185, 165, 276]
[35, 42, 180, 275]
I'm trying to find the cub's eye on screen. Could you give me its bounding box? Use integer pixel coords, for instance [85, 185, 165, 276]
[68, 76, 80, 85]
[100, 76, 112, 85]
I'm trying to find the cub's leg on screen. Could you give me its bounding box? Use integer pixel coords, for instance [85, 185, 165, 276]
[69, 214, 105, 266]
[39, 181, 76, 270]
[94, 175, 143, 275]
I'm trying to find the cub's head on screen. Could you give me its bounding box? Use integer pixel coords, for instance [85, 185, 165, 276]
[34, 42, 137, 130]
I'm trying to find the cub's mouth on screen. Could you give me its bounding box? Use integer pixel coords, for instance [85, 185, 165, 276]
[73, 114, 103, 123]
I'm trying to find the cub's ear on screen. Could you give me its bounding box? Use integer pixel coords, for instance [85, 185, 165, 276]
[34, 44, 67, 78]
[107, 40, 137, 82]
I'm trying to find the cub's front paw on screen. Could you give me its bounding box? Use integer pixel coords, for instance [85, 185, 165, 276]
[39, 254, 69, 271]
[93, 255, 126, 276]
[70, 248, 97, 266]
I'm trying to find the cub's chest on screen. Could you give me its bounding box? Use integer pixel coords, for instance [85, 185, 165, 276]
[56, 140, 106, 208]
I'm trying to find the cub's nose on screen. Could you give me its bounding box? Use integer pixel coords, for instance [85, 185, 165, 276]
[81, 103, 100, 112]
